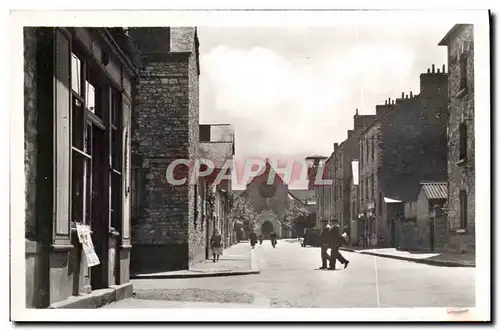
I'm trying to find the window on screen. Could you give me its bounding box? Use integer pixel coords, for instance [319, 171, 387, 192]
[360, 142, 363, 165]
[371, 138, 375, 161]
[459, 190, 468, 229]
[459, 53, 467, 91]
[459, 122, 467, 161]
[194, 184, 198, 229]
[70, 40, 125, 235]
[71, 51, 92, 226]
[371, 174, 374, 199]
[110, 90, 122, 229]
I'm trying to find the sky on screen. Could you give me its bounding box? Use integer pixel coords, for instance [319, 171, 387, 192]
[197, 24, 453, 189]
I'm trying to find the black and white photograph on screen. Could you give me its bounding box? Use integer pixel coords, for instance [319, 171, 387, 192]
[8, 6, 491, 323]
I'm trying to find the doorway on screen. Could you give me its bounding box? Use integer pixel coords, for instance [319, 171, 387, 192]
[261, 220, 274, 239]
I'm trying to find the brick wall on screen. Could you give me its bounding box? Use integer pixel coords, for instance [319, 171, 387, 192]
[442, 25, 475, 253]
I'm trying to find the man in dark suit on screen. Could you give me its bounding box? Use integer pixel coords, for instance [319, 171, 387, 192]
[329, 220, 349, 270]
[319, 219, 333, 269]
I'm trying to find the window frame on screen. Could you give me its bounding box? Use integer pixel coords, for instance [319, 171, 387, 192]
[459, 189, 468, 230]
[70, 37, 124, 233]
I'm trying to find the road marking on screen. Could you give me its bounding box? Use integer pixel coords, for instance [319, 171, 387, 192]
[374, 256, 380, 308]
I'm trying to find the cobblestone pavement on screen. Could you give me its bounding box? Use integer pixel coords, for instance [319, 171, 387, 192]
[107, 239, 476, 308]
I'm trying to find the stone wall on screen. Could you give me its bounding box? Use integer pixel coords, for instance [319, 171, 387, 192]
[187, 49, 205, 267]
[443, 25, 475, 253]
[24, 27, 39, 308]
[130, 52, 192, 272]
[24, 27, 37, 240]
[379, 70, 448, 203]
[130, 27, 206, 272]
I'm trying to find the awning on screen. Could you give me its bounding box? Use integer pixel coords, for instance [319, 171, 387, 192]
[384, 197, 402, 203]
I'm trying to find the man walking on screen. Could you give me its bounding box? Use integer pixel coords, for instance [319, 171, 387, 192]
[329, 220, 349, 270]
[319, 219, 333, 269]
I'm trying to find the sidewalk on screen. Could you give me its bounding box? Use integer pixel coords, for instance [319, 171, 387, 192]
[131, 242, 260, 279]
[340, 246, 475, 267]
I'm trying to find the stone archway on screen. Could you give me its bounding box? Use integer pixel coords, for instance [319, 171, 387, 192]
[256, 209, 282, 238]
[261, 220, 275, 239]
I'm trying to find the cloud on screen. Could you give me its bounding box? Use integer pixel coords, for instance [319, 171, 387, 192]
[198, 26, 449, 188]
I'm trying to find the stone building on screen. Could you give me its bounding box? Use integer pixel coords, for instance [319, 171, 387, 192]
[438, 24, 475, 253]
[24, 27, 138, 308]
[199, 124, 236, 252]
[358, 65, 449, 248]
[399, 182, 448, 251]
[314, 111, 374, 238]
[237, 160, 290, 238]
[129, 27, 207, 274]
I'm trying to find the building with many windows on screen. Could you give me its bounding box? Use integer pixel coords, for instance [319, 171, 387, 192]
[438, 24, 475, 253]
[24, 27, 139, 308]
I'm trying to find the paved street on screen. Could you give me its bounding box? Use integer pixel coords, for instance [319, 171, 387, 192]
[106, 240, 475, 308]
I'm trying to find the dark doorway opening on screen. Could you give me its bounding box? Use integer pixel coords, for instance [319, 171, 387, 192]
[261, 221, 274, 239]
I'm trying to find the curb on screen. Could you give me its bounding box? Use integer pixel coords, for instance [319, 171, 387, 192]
[131, 247, 261, 280]
[340, 248, 475, 267]
[48, 283, 133, 309]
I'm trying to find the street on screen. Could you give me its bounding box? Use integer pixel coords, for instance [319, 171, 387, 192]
[107, 240, 475, 308]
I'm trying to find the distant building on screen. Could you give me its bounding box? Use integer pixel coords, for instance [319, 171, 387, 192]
[439, 24, 475, 253]
[237, 160, 292, 238]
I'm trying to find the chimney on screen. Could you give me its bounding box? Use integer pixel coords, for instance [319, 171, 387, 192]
[410, 91, 413, 98]
[405, 94, 409, 99]
[384, 100, 387, 105]
[427, 68, 430, 73]
[388, 97, 391, 104]
[401, 92, 404, 98]
[334, 143, 339, 151]
[442, 64, 446, 73]
[347, 130, 354, 139]
[420, 66, 449, 96]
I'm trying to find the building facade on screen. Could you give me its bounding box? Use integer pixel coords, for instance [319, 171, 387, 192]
[199, 124, 236, 252]
[357, 65, 449, 248]
[129, 27, 206, 274]
[439, 24, 475, 253]
[358, 120, 382, 246]
[25, 27, 138, 308]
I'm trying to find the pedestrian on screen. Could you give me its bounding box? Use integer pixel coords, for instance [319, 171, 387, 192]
[319, 219, 333, 269]
[249, 230, 258, 248]
[210, 228, 223, 262]
[269, 231, 277, 247]
[329, 220, 349, 270]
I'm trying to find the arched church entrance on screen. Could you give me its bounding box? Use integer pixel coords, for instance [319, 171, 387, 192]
[261, 220, 274, 239]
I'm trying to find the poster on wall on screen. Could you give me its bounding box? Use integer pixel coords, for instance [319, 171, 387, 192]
[76, 224, 101, 267]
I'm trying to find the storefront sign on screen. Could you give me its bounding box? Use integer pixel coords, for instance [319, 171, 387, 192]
[76, 224, 100, 267]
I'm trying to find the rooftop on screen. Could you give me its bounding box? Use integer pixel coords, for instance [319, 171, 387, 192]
[420, 182, 448, 200]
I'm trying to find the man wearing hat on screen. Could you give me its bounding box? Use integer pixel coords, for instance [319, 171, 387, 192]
[329, 219, 349, 270]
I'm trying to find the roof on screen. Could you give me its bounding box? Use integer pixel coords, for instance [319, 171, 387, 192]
[288, 189, 315, 202]
[199, 142, 234, 169]
[438, 24, 470, 46]
[419, 182, 448, 200]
